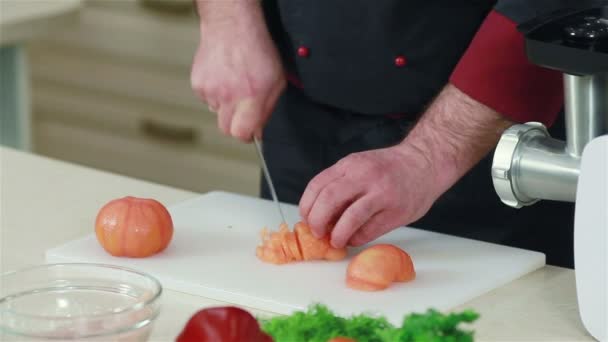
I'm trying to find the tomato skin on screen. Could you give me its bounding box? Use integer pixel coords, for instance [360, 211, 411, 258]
[346, 244, 415, 291]
[95, 196, 173, 258]
[176, 307, 273, 342]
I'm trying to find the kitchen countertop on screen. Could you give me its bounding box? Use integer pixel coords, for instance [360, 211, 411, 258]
[0, 0, 81, 46]
[0, 147, 593, 341]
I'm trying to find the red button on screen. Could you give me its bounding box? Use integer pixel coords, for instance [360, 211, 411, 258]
[297, 46, 310, 58]
[395, 55, 407, 67]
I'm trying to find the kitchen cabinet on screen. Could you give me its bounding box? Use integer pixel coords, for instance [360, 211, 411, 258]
[27, 0, 261, 195]
[0, 0, 81, 149]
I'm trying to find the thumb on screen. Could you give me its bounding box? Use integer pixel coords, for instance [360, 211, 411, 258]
[231, 97, 266, 142]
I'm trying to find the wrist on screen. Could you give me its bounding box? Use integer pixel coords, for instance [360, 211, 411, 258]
[394, 137, 451, 200]
[195, 0, 262, 30]
[396, 84, 513, 196]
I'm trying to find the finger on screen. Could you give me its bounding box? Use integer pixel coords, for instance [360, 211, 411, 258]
[207, 103, 218, 113]
[231, 97, 265, 142]
[190, 71, 207, 103]
[217, 103, 233, 136]
[348, 212, 397, 247]
[256, 81, 285, 140]
[306, 179, 363, 238]
[330, 195, 381, 249]
[299, 166, 345, 224]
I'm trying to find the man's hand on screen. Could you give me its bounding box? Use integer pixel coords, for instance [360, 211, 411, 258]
[299, 143, 441, 249]
[191, 1, 286, 142]
[299, 84, 514, 248]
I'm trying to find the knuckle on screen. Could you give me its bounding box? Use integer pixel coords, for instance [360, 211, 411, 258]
[190, 72, 203, 91]
[318, 186, 337, 205]
[307, 177, 323, 193]
[190, 73, 210, 93]
[336, 156, 352, 170]
[193, 79, 227, 101]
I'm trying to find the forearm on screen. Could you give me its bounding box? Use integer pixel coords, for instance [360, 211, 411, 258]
[400, 83, 514, 196]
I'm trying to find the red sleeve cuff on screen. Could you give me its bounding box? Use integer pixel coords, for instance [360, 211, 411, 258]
[449, 10, 564, 126]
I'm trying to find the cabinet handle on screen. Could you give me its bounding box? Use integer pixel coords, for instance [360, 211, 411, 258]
[138, 0, 195, 15]
[140, 119, 198, 144]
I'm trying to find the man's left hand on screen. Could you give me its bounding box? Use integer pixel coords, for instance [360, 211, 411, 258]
[299, 143, 442, 249]
[299, 84, 514, 249]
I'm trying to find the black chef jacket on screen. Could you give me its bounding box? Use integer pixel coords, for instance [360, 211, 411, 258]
[254, 0, 605, 268]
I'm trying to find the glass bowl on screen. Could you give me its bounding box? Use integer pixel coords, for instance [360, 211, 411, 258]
[0, 263, 162, 341]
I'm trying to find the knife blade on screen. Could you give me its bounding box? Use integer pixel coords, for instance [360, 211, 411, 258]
[253, 137, 287, 225]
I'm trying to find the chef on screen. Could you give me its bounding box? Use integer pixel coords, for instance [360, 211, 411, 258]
[190, 0, 592, 268]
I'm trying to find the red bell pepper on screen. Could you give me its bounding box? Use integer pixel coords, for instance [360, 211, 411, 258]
[176, 306, 273, 342]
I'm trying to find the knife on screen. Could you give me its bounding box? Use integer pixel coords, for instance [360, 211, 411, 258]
[253, 137, 288, 225]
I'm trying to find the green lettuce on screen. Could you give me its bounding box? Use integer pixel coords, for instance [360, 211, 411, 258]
[259, 304, 479, 342]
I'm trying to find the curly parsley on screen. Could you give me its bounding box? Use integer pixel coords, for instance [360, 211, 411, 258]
[259, 304, 479, 342]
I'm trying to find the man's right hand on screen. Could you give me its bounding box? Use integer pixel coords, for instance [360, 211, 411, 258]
[191, 1, 286, 142]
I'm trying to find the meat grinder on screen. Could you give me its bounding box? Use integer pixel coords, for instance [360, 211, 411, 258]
[490, 5, 607, 341]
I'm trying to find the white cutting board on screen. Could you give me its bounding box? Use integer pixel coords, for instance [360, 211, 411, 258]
[46, 191, 545, 324]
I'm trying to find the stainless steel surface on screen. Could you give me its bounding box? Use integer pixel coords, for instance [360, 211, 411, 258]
[492, 122, 581, 207]
[513, 134, 580, 203]
[492, 123, 548, 208]
[253, 137, 287, 224]
[564, 73, 608, 157]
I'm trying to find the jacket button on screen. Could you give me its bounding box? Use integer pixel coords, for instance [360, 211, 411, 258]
[297, 46, 310, 58]
[395, 55, 407, 67]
